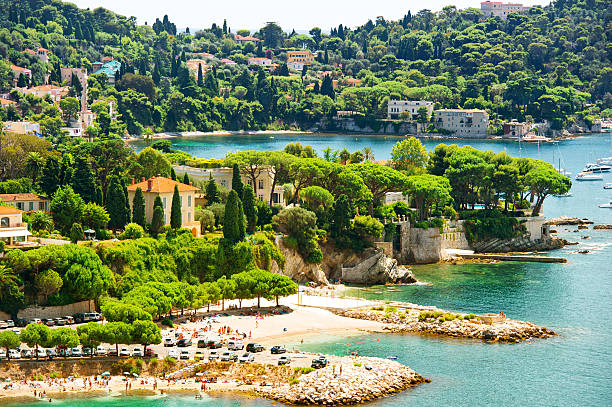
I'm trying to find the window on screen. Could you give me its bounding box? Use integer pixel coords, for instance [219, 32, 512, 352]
[258, 180, 264, 189]
[188, 195, 192, 207]
[39, 202, 45, 210]
[17, 202, 23, 210]
[188, 212, 191, 221]
[163, 197, 167, 208]
[0, 217, 8, 227]
[29, 202, 34, 211]
[221, 180, 227, 187]
[258, 195, 264, 201]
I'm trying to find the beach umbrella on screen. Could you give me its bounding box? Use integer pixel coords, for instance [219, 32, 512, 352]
[123, 371, 130, 376]
[195, 373, 204, 377]
[132, 373, 139, 377]
[101, 372, 110, 377]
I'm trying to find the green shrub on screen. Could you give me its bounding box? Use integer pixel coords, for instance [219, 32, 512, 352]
[354, 362, 362, 367]
[161, 319, 174, 327]
[371, 305, 384, 311]
[289, 379, 300, 385]
[121, 223, 144, 240]
[385, 306, 397, 313]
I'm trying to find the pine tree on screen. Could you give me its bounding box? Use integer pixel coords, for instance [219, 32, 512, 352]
[205, 175, 221, 205]
[170, 168, 177, 180]
[223, 190, 245, 245]
[132, 187, 146, 227]
[183, 172, 190, 185]
[242, 187, 258, 233]
[59, 154, 74, 186]
[152, 64, 160, 85]
[71, 156, 96, 202]
[39, 156, 61, 197]
[17, 73, 27, 88]
[231, 164, 243, 197]
[170, 185, 182, 229]
[331, 194, 352, 238]
[107, 177, 128, 232]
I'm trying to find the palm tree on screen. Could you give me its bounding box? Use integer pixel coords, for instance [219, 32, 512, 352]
[25, 152, 44, 184]
[0, 265, 17, 301]
[363, 147, 374, 162]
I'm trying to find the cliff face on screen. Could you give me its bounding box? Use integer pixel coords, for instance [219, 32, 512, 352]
[272, 238, 415, 285]
[398, 224, 444, 264]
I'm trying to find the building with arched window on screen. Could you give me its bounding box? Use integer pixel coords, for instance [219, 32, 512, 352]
[0, 206, 31, 246]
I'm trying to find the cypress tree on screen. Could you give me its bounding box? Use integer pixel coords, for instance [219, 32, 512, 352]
[71, 156, 96, 202]
[17, 73, 27, 88]
[223, 190, 245, 245]
[132, 187, 146, 227]
[183, 172, 190, 185]
[39, 156, 61, 197]
[231, 164, 243, 198]
[205, 175, 220, 205]
[107, 177, 128, 232]
[95, 185, 103, 205]
[170, 168, 177, 180]
[197, 64, 203, 86]
[151, 206, 164, 236]
[59, 154, 74, 186]
[121, 178, 131, 223]
[170, 185, 182, 229]
[242, 187, 257, 233]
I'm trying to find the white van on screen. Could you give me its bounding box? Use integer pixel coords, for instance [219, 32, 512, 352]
[228, 341, 243, 351]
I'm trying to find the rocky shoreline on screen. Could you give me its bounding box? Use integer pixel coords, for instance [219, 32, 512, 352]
[257, 356, 428, 405]
[337, 306, 556, 343]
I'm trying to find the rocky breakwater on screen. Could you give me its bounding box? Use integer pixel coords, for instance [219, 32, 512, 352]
[546, 216, 593, 226]
[258, 356, 428, 405]
[338, 307, 556, 343]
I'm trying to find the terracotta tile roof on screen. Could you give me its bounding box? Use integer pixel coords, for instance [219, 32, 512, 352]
[0, 205, 22, 215]
[234, 34, 260, 42]
[127, 176, 200, 194]
[0, 99, 16, 106]
[0, 193, 48, 202]
[10, 65, 30, 72]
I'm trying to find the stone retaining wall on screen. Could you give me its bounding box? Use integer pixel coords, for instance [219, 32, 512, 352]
[8, 300, 95, 320]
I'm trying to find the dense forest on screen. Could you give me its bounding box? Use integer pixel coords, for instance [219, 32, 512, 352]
[0, 0, 609, 138]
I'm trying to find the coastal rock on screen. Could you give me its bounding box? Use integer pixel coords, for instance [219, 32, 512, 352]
[257, 356, 428, 405]
[593, 224, 612, 230]
[545, 217, 594, 225]
[472, 235, 566, 253]
[338, 307, 556, 343]
[338, 248, 417, 284]
[274, 238, 329, 285]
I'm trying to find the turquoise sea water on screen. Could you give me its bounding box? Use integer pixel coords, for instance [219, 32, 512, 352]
[18, 134, 610, 406]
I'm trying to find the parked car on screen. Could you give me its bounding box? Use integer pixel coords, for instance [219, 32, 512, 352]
[63, 316, 74, 325]
[36, 349, 46, 358]
[246, 343, 264, 353]
[220, 351, 237, 362]
[87, 312, 102, 321]
[132, 348, 143, 357]
[119, 347, 131, 357]
[96, 346, 107, 356]
[83, 347, 93, 356]
[57, 348, 70, 357]
[270, 346, 286, 354]
[208, 340, 222, 349]
[28, 318, 42, 325]
[168, 349, 179, 359]
[208, 350, 220, 360]
[71, 347, 82, 357]
[197, 339, 208, 348]
[228, 341, 244, 351]
[0, 349, 6, 359]
[15, 318, 28, 327]
[194, 350, 206, 360]
[180, 350, 190, 360]
[163, 337, 175, 347]
[278, 355, 291, 365]
[177, 338, 192, 347]
[8, 349, 20, 359]
[311, 356, 328, 369]
[42, 318, 55, 326]
[107, 347, 118, 357]
[20, 349, 32, 358]
[238, 353, 254, 363]
[5, 320, 15, 328]
[54, 318, 67, 326]
[145, 348, 158, 358]
[46, 349, 56, 359]
[0, 321, 7, 329]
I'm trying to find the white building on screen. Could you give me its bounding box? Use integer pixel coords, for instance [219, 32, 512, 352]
[383, 192, 410, 206]
[481, 1, 530, 19]
[388, 100, 434, 120]
[247, 57, 272, 66]
[3, 121, 40, 135]
[0, 206, 32, 246]
[435, 109, 490, 138]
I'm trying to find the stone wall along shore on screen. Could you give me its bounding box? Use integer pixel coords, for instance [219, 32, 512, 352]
[338, 307, 556, 343]
[257, 356, 428, 405]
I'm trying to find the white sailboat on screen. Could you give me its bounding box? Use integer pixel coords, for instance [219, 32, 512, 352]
[599, 199, 612, 208]
[604, 183, 612, 190]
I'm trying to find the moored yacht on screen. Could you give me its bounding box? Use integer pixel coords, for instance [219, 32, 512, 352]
[604, 183, 612, 190]
[597, 157, 612, 165]
[575, 172, 603, 181]
[583, 163, 612, 173]
[599, 199, 612, 208]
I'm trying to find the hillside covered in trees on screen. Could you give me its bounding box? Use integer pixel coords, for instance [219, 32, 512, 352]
[0, 0, 609, 137]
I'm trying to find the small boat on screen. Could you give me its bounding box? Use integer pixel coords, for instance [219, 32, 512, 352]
[553, 192, 573, 197]
[604, 183, 612, 190]
[519, 134, 552, 143]
[387, 356, 398, 360]
[597, 157, 612, 165]
[583, 163, 612, 173]
[575, 172, 603, 181]
[599, 199, 612, 208]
